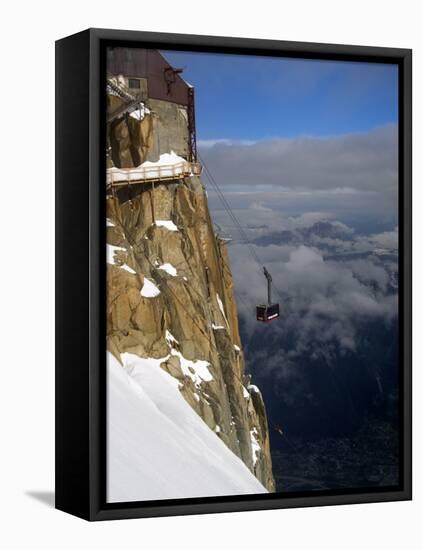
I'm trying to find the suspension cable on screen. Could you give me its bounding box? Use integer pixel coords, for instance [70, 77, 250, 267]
[198, 152, 286, 304]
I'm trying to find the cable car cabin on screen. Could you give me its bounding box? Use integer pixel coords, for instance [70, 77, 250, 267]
[256, 266, 280, 322]
[256, 303, 280, 322]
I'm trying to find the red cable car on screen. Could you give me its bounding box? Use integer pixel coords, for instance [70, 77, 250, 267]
[256, 267, 280, 322]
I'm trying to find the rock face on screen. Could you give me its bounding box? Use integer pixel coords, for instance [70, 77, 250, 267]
[106, 71, 275, 492]
[106, 177, 275, 491]
[107, 93, 190, 167]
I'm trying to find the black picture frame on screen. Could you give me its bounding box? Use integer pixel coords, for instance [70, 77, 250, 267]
[55, 28, 412, 521]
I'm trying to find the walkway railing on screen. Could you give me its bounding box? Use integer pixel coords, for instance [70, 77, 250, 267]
[107, 161, 202, 188]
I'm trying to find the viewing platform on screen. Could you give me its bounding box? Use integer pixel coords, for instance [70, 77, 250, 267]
[106, 152, 202, 190]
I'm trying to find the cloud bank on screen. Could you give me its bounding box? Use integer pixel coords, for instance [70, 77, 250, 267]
[201, 125, 399, 397]
[201, 124, 398, 226]
[226, 217, 398, 379]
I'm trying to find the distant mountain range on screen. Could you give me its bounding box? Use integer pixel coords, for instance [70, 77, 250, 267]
[254, 220, 355, 247]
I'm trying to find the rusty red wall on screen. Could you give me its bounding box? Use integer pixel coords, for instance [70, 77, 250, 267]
[107, 47, 190, 106]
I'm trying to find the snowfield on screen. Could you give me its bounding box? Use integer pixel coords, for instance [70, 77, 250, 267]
[107, 352, 267, 502]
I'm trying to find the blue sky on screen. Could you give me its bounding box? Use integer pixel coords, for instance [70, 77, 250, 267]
[162, 49, 398, 234]
[162, 50, 398, 141]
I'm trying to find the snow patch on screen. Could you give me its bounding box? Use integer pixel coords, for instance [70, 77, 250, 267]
[170, 349, 213, 386]
[106, 218, 115, 227]
[107, 244, 126, 265]
[120, 264, 136, 274]
[129, 104, 150, 121]
[106, 244, 135, 275]
[250, 428, 261, 466]
[130, 109, 142, 120]
[243, 386, 250, 399]
[165, 330, 179, 347]
[140, 277, 160, 298]
[107, 351, 267, 501]
[156, 220, 178, 231]
[158, 263, 177, 276]
[248, 384, 261, 395]
[234, 345, 241, 352]
[212, 323, 225, 330]
[216, 293, 229, 326]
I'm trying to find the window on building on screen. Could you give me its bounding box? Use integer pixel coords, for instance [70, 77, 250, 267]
[128, 78, 141, 89]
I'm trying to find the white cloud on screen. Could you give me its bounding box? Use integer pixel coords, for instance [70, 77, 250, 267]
[198, 138, 257, 148]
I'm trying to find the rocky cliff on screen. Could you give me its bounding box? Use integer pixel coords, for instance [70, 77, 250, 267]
[106, 88, 275, 492]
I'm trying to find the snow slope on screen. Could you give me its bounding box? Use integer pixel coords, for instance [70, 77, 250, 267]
[107, 352, 267, 502]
